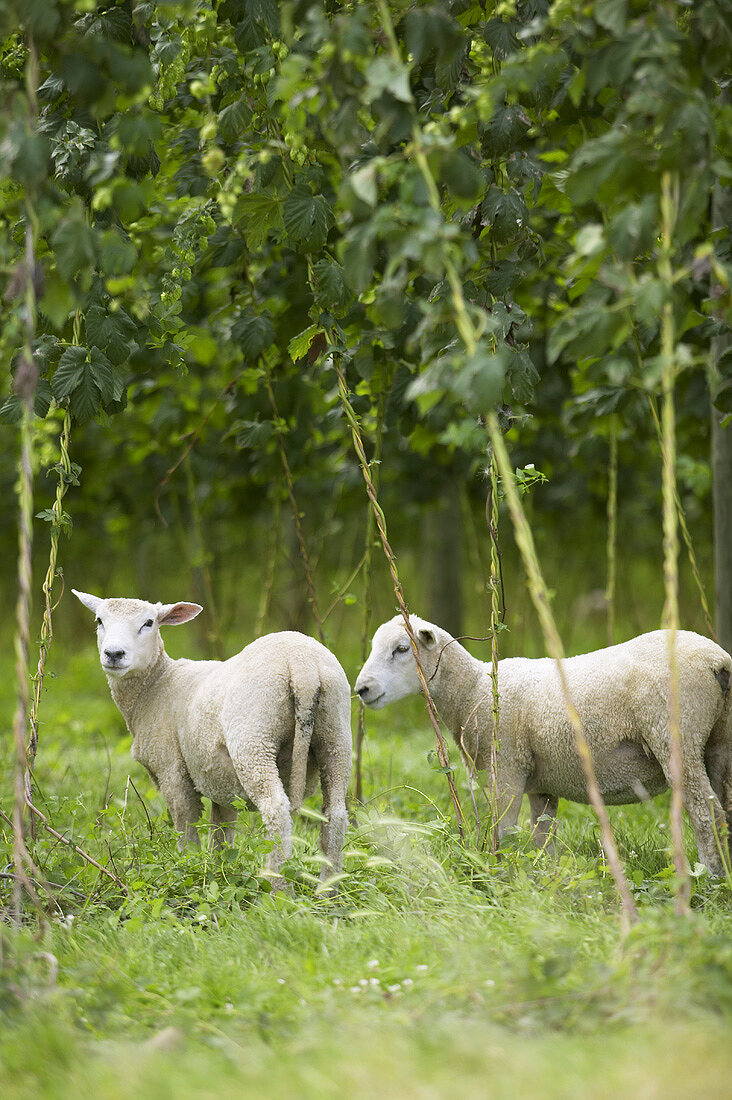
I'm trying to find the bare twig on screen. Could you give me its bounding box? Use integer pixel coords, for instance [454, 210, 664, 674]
[605, 417, 618, 646]
[154, 371, 243, 524]
[255, 484, 281, 635]
[183, 454, 225, 658]
[128, 776, 154, 841]
[25, 801, 126, 892]
[265, 374, 325, 641]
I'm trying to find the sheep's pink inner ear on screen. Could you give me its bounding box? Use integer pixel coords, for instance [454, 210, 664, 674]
[157, 602, 203, 626]
[418, 628, 437, 649]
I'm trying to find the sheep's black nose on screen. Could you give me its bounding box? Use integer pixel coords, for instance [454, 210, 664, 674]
[104, 649, 125, 662]
[356, 685, 370, 699]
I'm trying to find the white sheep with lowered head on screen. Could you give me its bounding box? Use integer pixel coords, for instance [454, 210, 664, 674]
[355, 614, 732, 875]
[73, 590, 352, 888]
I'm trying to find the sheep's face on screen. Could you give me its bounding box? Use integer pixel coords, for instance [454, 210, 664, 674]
[354, 614, 439, 708]
[72, 590, 202, 679]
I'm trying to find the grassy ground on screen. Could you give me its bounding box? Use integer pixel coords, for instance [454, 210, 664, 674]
[2, 618, 732, 1099]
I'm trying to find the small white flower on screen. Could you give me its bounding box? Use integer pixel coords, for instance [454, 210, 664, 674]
[197, 912, 208, 923]
[349, 986, 361, 994]
[402, 978, 414, 987]
[366, 959, 379, 970]
[484, 979, 495, 987]
[416, 964, 429, 972]
[358, 978, 368, 987]
[369, 977, 380, 986]
[225, 1002, 234, 1011]
[387, 984, 401, 993]
[333, 978, 342, 986]
[277, 978, 285, 985]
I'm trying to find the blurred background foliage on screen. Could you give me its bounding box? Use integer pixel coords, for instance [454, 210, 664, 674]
[1, 0, 731, 655]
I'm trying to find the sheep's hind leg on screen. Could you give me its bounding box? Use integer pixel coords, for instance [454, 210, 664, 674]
[529, 793, 558, 852]
[682, 767, 727, 877]
[232, 746, 293, 890]
[705, 726, 732, 869]
[210, 802, 237, 850]
[316, 746, 350, 893]
[659, 745, 726, 876]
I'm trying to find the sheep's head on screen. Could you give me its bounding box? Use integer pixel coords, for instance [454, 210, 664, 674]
[354, 614, 444, 708]
[73, 590, 202, 679]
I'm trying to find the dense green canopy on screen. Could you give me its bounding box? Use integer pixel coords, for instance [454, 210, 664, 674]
[1, 0, 730, 620]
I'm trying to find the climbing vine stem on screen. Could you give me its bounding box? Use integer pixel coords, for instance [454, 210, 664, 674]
[355, 379, 388, 803]
[330, 348, 466, 836]
[486, 412, 639, 931]
[26, 317, 78, 819]
[659, 172, 691, 915]
[10, 35, 49, 926]
[486, 456, 502, 853]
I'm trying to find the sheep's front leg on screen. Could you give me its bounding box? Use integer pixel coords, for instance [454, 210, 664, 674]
[529, 793, 558, 852]
[159, 766, 203, 851]
[211, 802, 237, 850]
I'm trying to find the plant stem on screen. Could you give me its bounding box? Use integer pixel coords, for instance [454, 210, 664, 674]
[26, 396, 74, 835]
[605, 417, 618, 646]
[486, 412, 639, 931]
[355, 383, 387, 802]
[486, 456, 502, 853]
[332, 355, 466, 836]
[659, 171, 691, 915]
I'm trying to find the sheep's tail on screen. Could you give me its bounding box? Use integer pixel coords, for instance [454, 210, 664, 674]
[289, 666, 322, 812]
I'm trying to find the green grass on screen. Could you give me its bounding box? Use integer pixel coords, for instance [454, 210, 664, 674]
[2, 630, 732, 1099]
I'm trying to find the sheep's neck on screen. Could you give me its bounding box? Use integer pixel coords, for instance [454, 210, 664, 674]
[108, 648, 174, 731]
[428, 641, 488, 748]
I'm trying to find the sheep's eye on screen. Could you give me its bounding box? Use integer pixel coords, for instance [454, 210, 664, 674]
[95, 617, 103, 628]
[140, 619, 154, 632]
[392, 643, 410, 657]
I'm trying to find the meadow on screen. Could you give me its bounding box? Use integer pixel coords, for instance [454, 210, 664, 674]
[2, 553, 732, 1100]
[2, 0, 731, 1094]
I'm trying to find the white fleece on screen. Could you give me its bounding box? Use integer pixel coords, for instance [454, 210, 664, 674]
[74, 591, 352, 887]
[355, 614, 732, 874]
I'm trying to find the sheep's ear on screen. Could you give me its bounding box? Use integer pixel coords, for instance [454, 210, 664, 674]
[418, 627, 437, 650]
[157, 602, 203, 626]
[72, 589, 103, 615]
